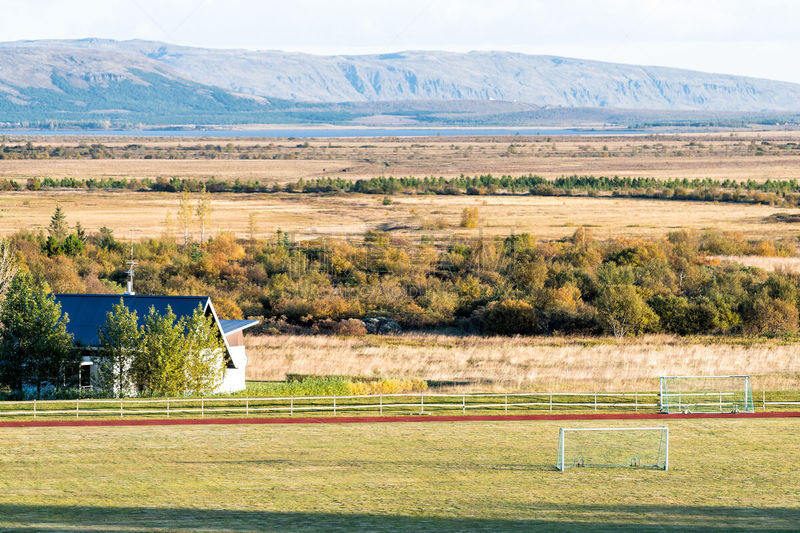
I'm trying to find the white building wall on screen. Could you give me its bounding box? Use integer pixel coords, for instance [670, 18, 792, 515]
[217, 345, 248, 393]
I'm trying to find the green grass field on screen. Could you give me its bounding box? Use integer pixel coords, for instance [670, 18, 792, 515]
[1, 419, 799, 532]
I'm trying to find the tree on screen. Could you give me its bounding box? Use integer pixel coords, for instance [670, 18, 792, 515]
[132, 305, 226, 395]
[177, 189, 193, 246]
[596, 284, 659, 338]
[134, 306, 185, 395]
[97, 299, 142, 397]
[48, 205, 68, 242]
[74, 222, 87, 243]
[247, 212, 257, 241]
[183, 305, 225, 394]
[743, 296, 798, 337]
[195, 184, 212, 243]
[483, 299, 538, 335]
[0, 272, 76, 397]
[0, 239, 16, 306]
[460, 207, 479, 228]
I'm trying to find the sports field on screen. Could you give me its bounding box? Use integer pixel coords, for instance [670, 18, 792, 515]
[1, 418, 798, 531]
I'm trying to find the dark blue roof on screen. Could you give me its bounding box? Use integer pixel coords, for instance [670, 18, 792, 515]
[219, 319, 260, 335]
[53, 294, 212, 347]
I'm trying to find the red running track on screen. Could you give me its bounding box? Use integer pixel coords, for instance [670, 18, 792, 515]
[1, 411, 799, 429]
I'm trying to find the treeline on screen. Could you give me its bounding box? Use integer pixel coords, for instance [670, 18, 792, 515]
[0, 141, 300, 160]
[5, 209, 800, 340]
[6, 173, 800, 207]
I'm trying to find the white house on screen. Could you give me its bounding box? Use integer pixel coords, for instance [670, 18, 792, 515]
[53, 294, 258, 394]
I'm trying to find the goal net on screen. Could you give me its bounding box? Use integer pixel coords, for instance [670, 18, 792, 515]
[557, 427, 668, 471]
[659, 375, 754, 413]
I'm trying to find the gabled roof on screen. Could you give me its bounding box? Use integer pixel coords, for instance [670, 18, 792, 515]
[53, 294, 213, 347]
[219, 319, 260, 336]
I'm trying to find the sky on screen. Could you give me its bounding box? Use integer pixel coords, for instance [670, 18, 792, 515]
[3, 0, 800, 83]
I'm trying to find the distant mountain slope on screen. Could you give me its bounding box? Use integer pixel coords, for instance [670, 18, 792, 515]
[0, 40, 273, 124]
[42, 38, 800, 112]
[2, 39, 800, 127]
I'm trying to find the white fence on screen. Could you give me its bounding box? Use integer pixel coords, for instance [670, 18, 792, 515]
[0, 392, 661, 420]
[0, 391, 796, 420]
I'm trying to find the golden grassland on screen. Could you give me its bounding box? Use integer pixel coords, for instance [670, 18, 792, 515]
[713, 254, 800, 272]
[3, 189, 800, 242]
[4, 131, 800, 182]
[1, 419, 799, 531]
[244, 334, 800, 393]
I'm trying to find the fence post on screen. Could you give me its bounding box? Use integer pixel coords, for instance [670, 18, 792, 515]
[290, 397, 294, 417]
[549, 394, 552, 412]
[333, 396, 336, 416]
[120, 399, 123, 419]
[201, 399, 204, 418]
[380, 394, 383, 416]
[719, 391, 722, 411]
[76, 399, 79, 419]
[763, 390, 766, 410]
[462, 394, 466, 414]
[505, 392, 508, 413]
[167, 398, 170, 418]
[635, 392, 638, 412]
[420, 393, 424, 415]
[33, 399, 36, 419]
[594, 393, 597, 412]
[246, 397, 249, 417]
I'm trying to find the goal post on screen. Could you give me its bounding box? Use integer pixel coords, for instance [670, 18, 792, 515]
[557, 427, 668, 471]
[659, 375, 754, 413]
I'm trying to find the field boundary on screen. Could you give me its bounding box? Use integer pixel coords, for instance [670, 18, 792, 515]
[2, 411, 799, 429]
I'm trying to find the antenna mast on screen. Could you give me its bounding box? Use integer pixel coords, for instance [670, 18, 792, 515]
[124, 244, 137, 295]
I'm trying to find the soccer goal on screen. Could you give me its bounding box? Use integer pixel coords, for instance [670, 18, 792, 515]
[557, 427, 668, 471]
[659, 375, 754, 414]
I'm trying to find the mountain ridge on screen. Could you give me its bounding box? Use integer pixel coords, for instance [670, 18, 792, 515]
[29, 38, 800, 112]
[2, 39, 800, 127]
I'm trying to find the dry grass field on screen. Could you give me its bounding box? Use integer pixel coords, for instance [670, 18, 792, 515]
[4, 131, 800, 182]
[245, 334, 800, 393]
[4, 189, 800, 242]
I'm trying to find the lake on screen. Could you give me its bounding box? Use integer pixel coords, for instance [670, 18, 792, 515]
[0, 127, 676, 138]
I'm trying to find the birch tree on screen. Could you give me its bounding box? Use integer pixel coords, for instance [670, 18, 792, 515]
[177, 189, 193, 246]
[195, 184, 212, 243]
[97, 299, 141, 397]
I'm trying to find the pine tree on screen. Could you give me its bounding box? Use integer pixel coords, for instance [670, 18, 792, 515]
[48, 205, 68, 241]
[0, 272, 76, 397]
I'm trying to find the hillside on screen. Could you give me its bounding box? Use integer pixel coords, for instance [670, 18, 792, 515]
[68, 39, 800, 111]
[2, 39, 800, 126]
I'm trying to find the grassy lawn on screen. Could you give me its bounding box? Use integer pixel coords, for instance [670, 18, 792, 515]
[1, 418, 799, 531]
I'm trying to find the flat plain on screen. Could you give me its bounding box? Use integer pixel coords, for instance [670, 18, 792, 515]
[3, 189, 799, 242]
[1, 418, 798, 532]
[4, 131, 800, 182]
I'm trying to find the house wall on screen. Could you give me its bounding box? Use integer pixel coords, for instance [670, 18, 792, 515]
[218, 345, 248, 393]
[225, 330, 244, 346]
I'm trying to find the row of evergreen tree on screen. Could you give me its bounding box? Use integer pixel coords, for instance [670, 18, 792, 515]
[5, 173, 800, 207]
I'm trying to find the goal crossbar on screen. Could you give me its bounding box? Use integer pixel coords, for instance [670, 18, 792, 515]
[557, 426, 668, 471]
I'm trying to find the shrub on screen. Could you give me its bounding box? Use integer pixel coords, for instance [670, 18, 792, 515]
[483, 299, 538, 335]
[347, 378, 427, 395]
[595, 284, 659, 338]
[742, 297, 799, 336]
[460, 207, 479, 228]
